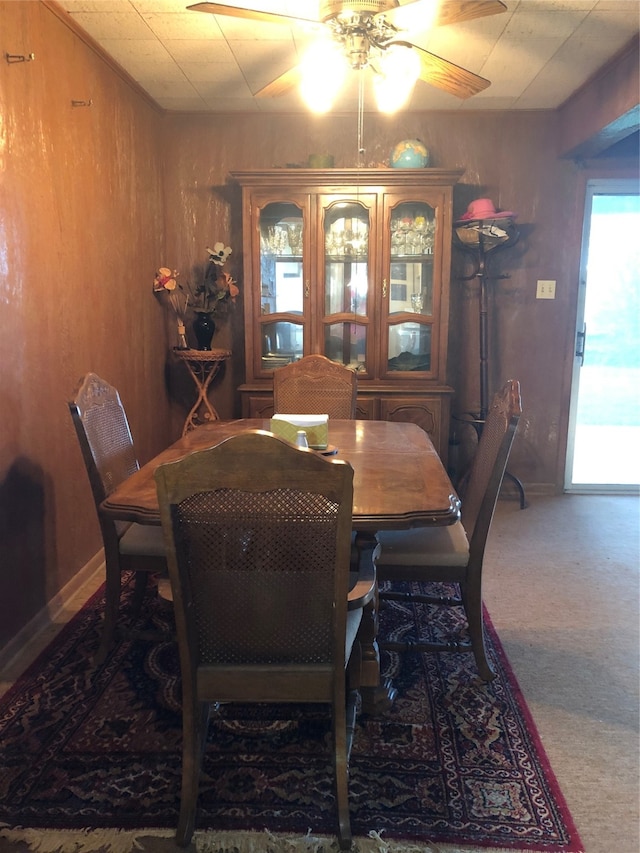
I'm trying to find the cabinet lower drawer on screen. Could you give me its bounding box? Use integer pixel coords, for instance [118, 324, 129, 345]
[242, 393, 377, 420]
[378, 395, 450, 462]
[243, 394, 275, 419]
[240, 388, 452, 465]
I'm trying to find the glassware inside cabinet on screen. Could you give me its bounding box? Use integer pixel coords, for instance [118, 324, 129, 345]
[389, 201, 435, 318]
[390, 201, 435, 257]
[259, 202, 304, 318]
[324, 202, 369, 318]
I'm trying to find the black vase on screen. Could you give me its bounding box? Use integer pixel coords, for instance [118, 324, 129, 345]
[193, 313, 216, 350]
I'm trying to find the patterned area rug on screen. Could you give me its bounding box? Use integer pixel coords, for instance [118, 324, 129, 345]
[0, 580, 582, 852]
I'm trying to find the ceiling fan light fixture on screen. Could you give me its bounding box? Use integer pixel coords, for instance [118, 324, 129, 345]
[344, 32, 371, 69]
[319, 0, 398, 22]
[299, 39, 348, 113]
[373, 43, 420, 113]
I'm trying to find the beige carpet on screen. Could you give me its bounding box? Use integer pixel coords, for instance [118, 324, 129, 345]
[482, 494, 639, 853]
[0, 494, 638, 853]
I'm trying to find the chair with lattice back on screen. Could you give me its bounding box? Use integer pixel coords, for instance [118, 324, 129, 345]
[68, 373, 167, 662]
[273, 354, 357, 419]
[154, 429, 375, 849]
[376, 379, 522, 681]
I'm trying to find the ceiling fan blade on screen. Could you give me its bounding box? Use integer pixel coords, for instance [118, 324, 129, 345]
[382, 0, 506, 35]
[254, 65, 303, 98]
[409, 43, 491, 99]
[187, 2, 318, 26]
[435, 0, 507, 27]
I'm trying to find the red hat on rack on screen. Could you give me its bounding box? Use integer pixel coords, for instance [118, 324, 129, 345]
[455, 198, 516, 223]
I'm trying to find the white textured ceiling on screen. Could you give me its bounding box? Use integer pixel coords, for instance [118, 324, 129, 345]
[58, 0, 639, 113]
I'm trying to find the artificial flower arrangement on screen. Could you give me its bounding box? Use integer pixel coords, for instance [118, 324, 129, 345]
[153, 267, 189, 348]
[153, 267, 185, 313]
[191, 243, 240, 317]
[153, 243, 240, 347]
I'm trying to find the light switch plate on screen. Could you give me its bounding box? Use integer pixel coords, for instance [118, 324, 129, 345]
[536, 280, 556, 299]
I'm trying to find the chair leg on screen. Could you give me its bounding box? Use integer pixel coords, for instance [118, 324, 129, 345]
[131, 570, 150, 618]
[176, 700, 210, 848]
[380, 580, 496, 681]
[95, 557, 122, 664]
[333, 689, 352, 850]
[461, 581, 496, 682]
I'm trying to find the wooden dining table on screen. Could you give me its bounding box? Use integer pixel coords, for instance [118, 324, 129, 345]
[100, 418, 460, 713]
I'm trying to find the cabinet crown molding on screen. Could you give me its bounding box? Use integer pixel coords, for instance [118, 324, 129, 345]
[229, 168, 465, 188]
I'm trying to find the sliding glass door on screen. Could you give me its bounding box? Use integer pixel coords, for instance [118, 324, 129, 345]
[565, 181, 640, 493]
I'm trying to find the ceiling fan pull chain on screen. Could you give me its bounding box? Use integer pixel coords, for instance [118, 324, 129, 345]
[357, 71, 365, 169]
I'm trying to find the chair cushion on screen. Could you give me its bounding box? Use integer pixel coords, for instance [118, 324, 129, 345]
[119, 522, 166, 557]
[376, 521, 469, 567]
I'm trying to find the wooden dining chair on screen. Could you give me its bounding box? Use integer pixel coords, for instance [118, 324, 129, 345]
[375, 379, 522, 681]
[154, 429, 375, 849]
[68, 373, 167, 663]
[273, 354, 357, 419]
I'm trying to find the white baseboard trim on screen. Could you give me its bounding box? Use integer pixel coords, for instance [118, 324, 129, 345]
[0, 551, 105, 675]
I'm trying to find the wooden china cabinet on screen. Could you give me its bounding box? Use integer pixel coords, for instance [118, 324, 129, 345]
[231, 168, 463, 462]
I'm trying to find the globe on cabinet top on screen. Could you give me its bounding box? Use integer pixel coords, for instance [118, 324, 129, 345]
[390, 139, 430, 169]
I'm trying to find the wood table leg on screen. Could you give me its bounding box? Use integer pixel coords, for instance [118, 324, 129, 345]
[354, 533, 398, 715]
[357, 584, 398, 715]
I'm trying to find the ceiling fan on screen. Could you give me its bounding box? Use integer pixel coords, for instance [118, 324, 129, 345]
[187, 0, 508, 108]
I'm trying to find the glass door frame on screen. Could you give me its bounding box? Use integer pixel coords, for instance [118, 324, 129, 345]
[318, 192, 379, 376]
[252, 193, 310, 378]
[380, 192, 443, 380]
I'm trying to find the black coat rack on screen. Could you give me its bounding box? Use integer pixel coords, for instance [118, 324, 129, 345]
[453, 217, 526, 508]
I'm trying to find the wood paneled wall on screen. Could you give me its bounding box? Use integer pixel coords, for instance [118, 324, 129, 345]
[0, 2, 637, 654]
[0, 2, 170, 651]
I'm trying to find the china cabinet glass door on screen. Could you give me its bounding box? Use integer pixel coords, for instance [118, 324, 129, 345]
[321, 197, 374, 374]
[385, 199, 437, 375]
[233, 167, 461, 455]
[257, 201, 305, 371]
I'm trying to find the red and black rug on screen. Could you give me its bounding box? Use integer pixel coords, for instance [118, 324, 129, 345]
[0, 580, 582, 851]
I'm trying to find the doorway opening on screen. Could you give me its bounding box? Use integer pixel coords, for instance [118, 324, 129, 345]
[565, 181, 640, 494]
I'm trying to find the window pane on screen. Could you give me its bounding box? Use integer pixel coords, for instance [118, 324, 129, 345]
[325, 261, 368, 315]
[389, 261, 433, 315]
[261, 321, 303, 369]
[261, 259, 303, 315]
[325, 322, 367, 371]
[388, 322, 431, 371]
